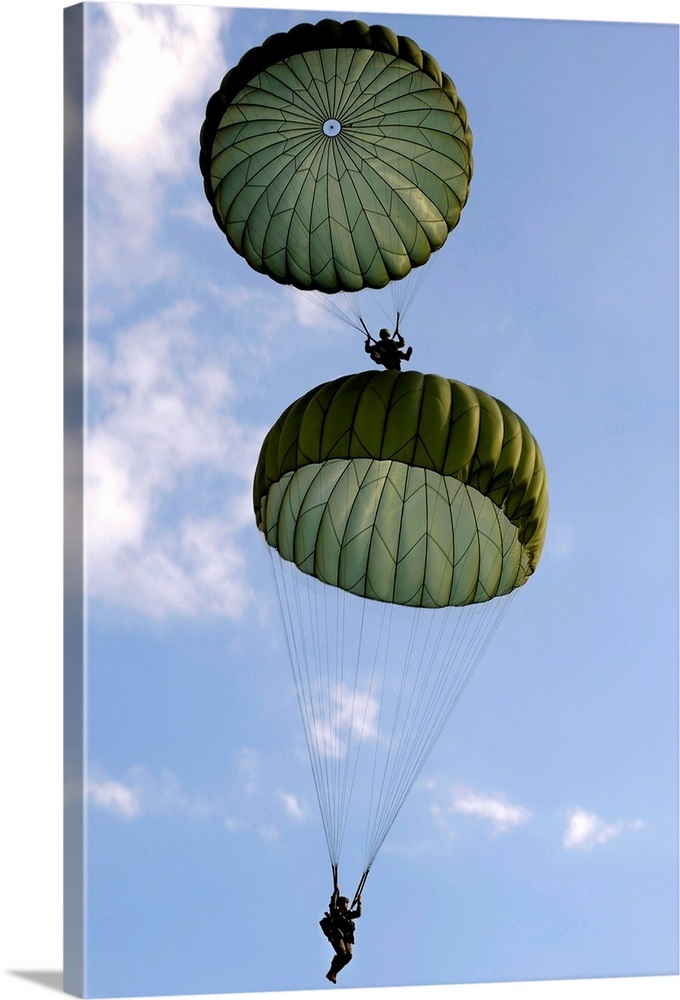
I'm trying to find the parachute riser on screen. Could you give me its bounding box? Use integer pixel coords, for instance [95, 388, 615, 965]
[352, 868, 370, 909]
[330, 864, 369, 909]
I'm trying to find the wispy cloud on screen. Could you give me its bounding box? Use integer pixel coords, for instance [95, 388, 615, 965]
[424, 780, 532, 837]
[437, 786, 532, 835]
[225, 749, 315, 839]
[423, 781, 646, 851]
[278, 791, 310, 823]
[286, 288, 345, 332]
[450, 789, 532, 833]
[86, 301, 265, 619]
[86, 3, 227, 289]
[87, 766, 216, 822]
[89, 4, 224, 176]
[228, 750, 313, 838]
[80, 5, 322, 628]
[309, 682, 381, 759]
[88, 753, 313, 844]
[562, 807, 644, 850]
[87, 777, 141, 819]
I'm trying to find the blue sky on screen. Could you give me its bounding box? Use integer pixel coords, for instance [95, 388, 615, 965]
[81, 2, 678, 996]
[2, 2, 678, 1000]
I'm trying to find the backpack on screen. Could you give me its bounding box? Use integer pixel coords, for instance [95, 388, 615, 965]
[319, 912, 333, 939]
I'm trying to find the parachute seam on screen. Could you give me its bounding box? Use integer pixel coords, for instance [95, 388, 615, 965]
[328, 138, 364, 287]
[362, 461, 397, 599]
[326, 131, 393, 284]
[411, 371, 428, 469]
[375, 372, 403, 467]
[300, 49, 343, 288]
[346, 373, 380, 462]
[317, 375, 351, 463]
[336, 131, 426, 276]
[443, 476, 459, 604]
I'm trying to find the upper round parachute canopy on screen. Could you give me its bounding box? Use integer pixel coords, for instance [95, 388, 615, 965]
[254, 371, 548, 609]
[200, 19, 474, 294]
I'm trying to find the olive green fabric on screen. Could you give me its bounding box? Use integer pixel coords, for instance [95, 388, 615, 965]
[200, 19, 473, 293]
[253, 371, 548, 608]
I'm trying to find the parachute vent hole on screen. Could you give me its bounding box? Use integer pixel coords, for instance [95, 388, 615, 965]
[323, 118, 342, 137]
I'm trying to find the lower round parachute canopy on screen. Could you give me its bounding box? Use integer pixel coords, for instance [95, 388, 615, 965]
[200, 19, 474, 294]
[253, 371, 548, 876]
[254, 371, 548, 605]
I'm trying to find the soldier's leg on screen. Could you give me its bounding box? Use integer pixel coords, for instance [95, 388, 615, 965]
[330, 940, 352, 975]
[327, 937, 342, 981]
[341, 943, 353, 968]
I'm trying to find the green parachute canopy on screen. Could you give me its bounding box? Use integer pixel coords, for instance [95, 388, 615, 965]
[254, 371, 548, 608]
[254, 371, 548, 879]
[200, 19, 474, 294]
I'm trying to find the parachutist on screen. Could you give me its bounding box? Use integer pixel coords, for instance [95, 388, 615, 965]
[321, 886, 362, 983]
[363, 314, 413, 371]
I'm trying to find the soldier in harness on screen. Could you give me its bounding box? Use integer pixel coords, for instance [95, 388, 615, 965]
[362, 313, 413, 371]
[320, 884, 362, 983]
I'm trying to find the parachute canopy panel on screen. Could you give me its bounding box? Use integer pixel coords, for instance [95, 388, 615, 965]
[200, 19, 474, 293]
[253, 371, 548, 609]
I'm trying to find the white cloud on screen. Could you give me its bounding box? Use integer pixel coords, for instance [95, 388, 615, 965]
[429, 784, 532, 836]
[87, 777, 141, 819]
[87, 766, 216, 821]
[86, 301, 265, 620]
[136, 766, 218, 820]
[89, 3, 224, 196]
[278, 791, 309, 823]
[86, 430, 149, 556]
[86, 3, 227, 288]
[173, 197, 217, 228]
[87, 755, 311, 842]
[451, 789, 532, 834]
[227, 753, 313, 839]
[310, 682, 381, 759]
[287, 288, 344, 332]
[562, 807, 644, 850]
[206, 280, 300, 342]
